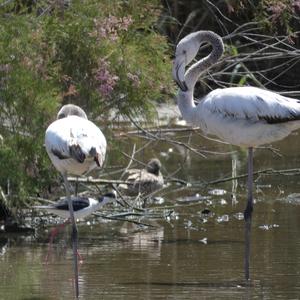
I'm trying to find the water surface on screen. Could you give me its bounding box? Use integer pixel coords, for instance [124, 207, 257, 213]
[1, 127, 300, 299]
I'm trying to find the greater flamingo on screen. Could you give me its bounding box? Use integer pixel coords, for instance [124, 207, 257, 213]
[45, 104, 107, 296]
[172, 30, 300, 280]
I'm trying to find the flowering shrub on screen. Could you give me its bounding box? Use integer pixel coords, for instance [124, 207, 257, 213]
[0, 0, 174, 199]
[95, 15, 133, 42]
[38, 0, 174, 117]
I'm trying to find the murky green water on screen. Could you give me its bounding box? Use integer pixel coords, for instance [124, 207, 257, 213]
[1, 125, 300, 299]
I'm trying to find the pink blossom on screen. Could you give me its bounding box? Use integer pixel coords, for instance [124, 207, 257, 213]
[293, 0, 300, 12]
[94, 59, 119, 97]
[268, 3, 287, 22]
[95, 15, 133, 42]
[127, 72, 141, 88]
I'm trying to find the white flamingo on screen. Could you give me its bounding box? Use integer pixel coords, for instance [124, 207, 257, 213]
[45, 104, 107, 296]
[172, 30, 300, 280]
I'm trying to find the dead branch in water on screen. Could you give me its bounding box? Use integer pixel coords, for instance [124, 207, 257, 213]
[202, 168, 300, 186]
[93, 212, 158, 228]
[68, 167, 300, 189]
[67, 177, 130, 184]
[123, 127, 200, 136]
[127, 116, 237, 157]
[67, 176, 187, 186]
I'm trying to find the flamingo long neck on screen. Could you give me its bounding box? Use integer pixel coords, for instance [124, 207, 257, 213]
[177, 31, 224, 125]
[185, 31, 224, 90]
[177, 90, 198, 124]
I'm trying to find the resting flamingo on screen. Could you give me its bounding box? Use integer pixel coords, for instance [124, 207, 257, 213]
[172, 30, 300, 280]
[45, 104, 107, 296]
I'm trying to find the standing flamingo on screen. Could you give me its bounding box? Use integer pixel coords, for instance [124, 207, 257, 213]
[172, 30, 300, 280]
[45, 104, 107, 296]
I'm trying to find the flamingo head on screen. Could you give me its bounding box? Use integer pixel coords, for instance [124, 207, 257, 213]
[172, 32, 202, 92]
[57, 104, 88, 120]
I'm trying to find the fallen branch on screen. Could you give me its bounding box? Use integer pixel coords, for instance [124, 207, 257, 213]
[128, 116, 238, 157]
[124, 127, 200, 136]
[94, 212, 157, 227]
[67, 177, 130, 184]
[203, 168, 300, 186]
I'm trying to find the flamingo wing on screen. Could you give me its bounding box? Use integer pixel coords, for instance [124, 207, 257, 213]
[202, 87, 300, 124]
[45, 116, 107, 172]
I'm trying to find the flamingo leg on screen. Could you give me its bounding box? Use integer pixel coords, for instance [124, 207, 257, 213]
[244, 147, 253, 281]
[63, 174, 79, 298]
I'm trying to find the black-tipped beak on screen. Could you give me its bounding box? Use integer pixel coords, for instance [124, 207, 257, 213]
[175, 78, 188, 92]
[172, 58, 188, 92]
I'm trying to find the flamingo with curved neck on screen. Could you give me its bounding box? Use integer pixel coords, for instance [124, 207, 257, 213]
[173, 30, 300, 281]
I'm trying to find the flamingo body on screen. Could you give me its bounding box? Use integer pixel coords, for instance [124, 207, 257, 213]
[179, 86, 300, 147]
[172, 30, 300, 280]
[45, 115, 106, 176]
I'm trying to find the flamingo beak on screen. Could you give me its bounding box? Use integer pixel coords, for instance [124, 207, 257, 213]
[172, 57, 188, 92]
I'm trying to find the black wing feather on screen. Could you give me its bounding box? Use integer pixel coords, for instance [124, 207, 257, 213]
[51, 148, 70, 160]
[56, 197, 90, 211]
[259, 112, 300, 124]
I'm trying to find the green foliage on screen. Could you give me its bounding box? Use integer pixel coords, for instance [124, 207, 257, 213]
[38, 0, 173, 117]
[0, 0, 174, 203]
[0, 15, 58, 205]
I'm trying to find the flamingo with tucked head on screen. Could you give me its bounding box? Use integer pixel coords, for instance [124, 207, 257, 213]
[173, 30, 300, 280]
[45, 104, 107, 296]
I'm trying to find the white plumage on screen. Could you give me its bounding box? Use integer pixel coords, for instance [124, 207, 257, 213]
[173, 32, 300, 147]
[182, 86, 300, 147]
[45, 109, 106, 176]
[172, 30, 300, 281]
[44, 104, 107, 296]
